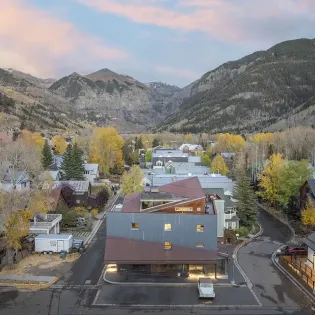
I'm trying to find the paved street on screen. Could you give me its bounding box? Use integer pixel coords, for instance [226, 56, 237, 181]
[94, 284, 259, 306]
[237, 207, 313, 313]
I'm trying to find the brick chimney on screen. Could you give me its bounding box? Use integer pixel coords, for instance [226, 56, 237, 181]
[173, 176, 177, 182]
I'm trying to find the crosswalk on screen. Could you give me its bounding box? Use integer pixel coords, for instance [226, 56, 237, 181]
[72, 231, 91, 238]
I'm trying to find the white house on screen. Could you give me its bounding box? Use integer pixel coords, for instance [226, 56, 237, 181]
[29, 214, 62, 234]
[178, 144, 203, 153]
[0, 170, 31, 192]
[83, 164, 99, 183]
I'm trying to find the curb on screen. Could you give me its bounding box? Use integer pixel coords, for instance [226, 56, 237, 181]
[84, 194, 120, 246]
[271, 246, 315, 303]
[0, 276, 57, 291]
[257, 203, 295, 242]
[233, 223, 264, 289]
[103, 266, 245, 287]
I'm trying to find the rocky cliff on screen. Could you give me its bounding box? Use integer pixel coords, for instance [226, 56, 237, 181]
[157, 38, 315, 134]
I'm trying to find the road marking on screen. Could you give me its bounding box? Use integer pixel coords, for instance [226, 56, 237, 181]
[50, 284, 101, 289]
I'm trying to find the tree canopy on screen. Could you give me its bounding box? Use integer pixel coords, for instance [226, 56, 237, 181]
[121, 165, 144, 196]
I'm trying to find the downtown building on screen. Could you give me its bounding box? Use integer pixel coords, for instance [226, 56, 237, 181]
[104, 177, 229, 278]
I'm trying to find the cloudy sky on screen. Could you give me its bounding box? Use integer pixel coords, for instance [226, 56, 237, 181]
[1, 0, 315, 87]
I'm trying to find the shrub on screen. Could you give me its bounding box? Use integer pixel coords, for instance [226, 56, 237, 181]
[224, 229, 237, 244]
[74, 207, 89, 217]
[91, 209, 98, 218]
[234, 227, 250, 237]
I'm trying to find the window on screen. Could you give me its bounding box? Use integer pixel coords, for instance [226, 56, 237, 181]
[131, 222, 139, 230]
[164, 223, 172, 231]
[196, 224, 204, 232]
[164, 241, 172, 250]
[76, 200, 80, 204]
[197, 207, 201, 212]
[196, 243, 204, 248]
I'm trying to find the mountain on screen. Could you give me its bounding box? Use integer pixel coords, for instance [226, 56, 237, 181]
[49, 70, 176, 132]
[0, 68, 86, 132]
[157, 38, 315, 134]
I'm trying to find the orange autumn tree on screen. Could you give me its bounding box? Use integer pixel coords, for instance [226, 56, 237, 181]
[21, 130, 45, 149]
[88, 127, 124, 176]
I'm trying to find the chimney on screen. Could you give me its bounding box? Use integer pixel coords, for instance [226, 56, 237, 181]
[173, 176, 177, 182]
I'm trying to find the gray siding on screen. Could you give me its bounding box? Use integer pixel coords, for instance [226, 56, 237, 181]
[107, 212, 217, 250]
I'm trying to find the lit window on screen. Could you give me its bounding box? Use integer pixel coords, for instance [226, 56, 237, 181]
[164, 241, 172, 250]
[197, 224, 204, 232]
[164, 224, 172, 231]
[131, 222, 139, 230]
[196, 243, 204, 248]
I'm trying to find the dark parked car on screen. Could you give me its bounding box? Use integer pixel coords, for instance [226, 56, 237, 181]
[283, 246, 307, 255]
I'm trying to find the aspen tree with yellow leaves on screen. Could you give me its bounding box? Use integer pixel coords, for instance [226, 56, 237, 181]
[88, 127, 124, 176]
[211, 155, 229, 175]
[52, 135, 67, 154]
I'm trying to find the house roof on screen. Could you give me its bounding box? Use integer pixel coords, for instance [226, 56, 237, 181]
[122, 177, 204, 213]
[152, 157, 188, 165]
[140, 191, 186, 201]
[84, 163, 99, 171]
[52, 181, 89, 192]
[159, 176, 204, 199]
[152, 174, 234, 191]
[203, 188, 236, 208]
[104, 236, 217, 264]
[303, 232, 315, 251]
[178, 144, 203, 151]
[2, 171, 29, 184]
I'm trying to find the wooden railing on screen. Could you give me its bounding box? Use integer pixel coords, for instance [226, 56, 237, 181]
[280, 255, 315, 291]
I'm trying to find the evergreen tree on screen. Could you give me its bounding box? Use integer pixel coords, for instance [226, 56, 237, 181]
[41, 139, 54, 170]
[233, 167, 257, 227]
[152, 138, 159, 148]
[135, 136, 143, 150]
[71, 143, 85, 180]
[61, 144, 73, 180]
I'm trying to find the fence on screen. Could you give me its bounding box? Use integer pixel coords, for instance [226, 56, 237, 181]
[280, 255, 315, 291]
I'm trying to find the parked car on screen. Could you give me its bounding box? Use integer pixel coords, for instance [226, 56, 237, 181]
[198, 278, 215, 298]
[283, 246, 307, 255]
[72, 239, 84, 253]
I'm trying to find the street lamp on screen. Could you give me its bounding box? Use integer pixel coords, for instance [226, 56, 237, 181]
[231, 254, 236, 285]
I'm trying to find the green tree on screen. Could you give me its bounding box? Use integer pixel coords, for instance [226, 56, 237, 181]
[145, 150, 152, 163]
[71, 143, 85, 180]
[135, 136, 143, 150]
[233, 167, 257, 227]
[61, 144, 84, 180]
[61, 144, 73, 179]
[277, 160, 311, 206]
[201, 154, 211, 167]
[123, 140, 133, 166]
[41, 139, 54, 169]
[152, 138, 159, 148]
[121, 165, 144, 195]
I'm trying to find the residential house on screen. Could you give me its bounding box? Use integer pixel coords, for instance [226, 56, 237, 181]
[152, 149, 188, 168]
[104, 177, 228, 278]
[204, 188, 239, 230]
[0, 170, 31, 192]
[52, 181, 91, 207]
[300, 179, 315, 210]
[84, 163, 99, 183]
[29, 213, 62, 235]
[178, 144, 203, 155]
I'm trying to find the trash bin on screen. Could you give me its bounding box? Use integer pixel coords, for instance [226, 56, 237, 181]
[60, 250, 67, 259]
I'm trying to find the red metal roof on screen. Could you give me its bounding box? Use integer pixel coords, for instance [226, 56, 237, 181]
[121, 177, 205, 213]
[104, 237, 217, 264]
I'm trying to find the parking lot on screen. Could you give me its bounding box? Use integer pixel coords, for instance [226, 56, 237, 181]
[93, 284, 260, 306]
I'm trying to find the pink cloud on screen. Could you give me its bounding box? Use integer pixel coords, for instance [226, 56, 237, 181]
[76, 0, 315, 43]
[156, 65, 201, 80]
[0, 0, 127, 78]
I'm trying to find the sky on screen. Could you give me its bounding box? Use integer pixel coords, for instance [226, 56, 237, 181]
[1, 0, 315, 87]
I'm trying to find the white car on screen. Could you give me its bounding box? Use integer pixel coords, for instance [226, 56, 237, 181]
[198, 278, 215, 298]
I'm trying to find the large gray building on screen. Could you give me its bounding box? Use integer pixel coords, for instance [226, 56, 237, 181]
[105, 177, 228, 278]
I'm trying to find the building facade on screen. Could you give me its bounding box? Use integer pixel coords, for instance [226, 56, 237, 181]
[105, 177, 228, 278]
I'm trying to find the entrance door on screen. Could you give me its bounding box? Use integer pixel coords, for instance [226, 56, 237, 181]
[57, 240, 64, 252]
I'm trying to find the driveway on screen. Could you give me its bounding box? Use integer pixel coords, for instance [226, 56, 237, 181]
[94, 284, 259, 307]
[237, 207, 313, 313]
